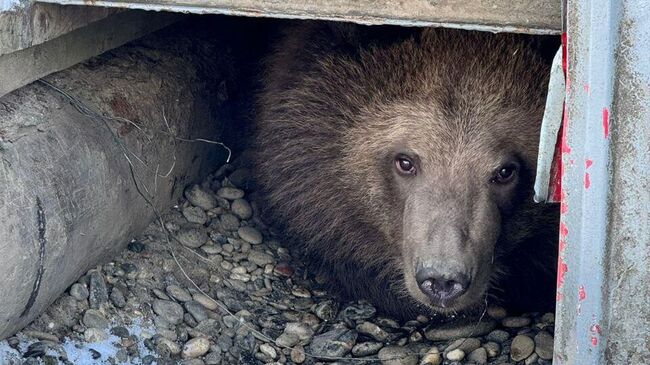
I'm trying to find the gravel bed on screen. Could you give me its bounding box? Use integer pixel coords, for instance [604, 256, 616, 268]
[0, 161, 556, 365]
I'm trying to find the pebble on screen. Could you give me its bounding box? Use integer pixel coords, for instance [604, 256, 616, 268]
[182, 337, 211, 359]
[167, 285, 193, 302]
[231, 199, 253, 220]
[352, 341, 384, 356]
[83, 309, 109, 329]
[219, 213, 240, 231]
[283, 322, 314, 341]
[217, 187, 245, 200]
[314, 300, 337, 321]
[70, 283, 89, 301]
[502, 316, 532, 328]
[185, 185, 217, 210]
[487, 306, 508, 320]
[185, 301, 209, 323]
[290, 344, 307, 363]
[152, 299, 185, 325]
[176, 224, 209, 248]
[309, 326, 357, 358]
[84, 328, 107, 343]
[356, 321, 389, 342]
[193, 293, 218, 311]
[445, 337, 481, 354]
[483, 341, 501, 358]
[378, 346, 417, 365]
[341, 302, 376, 321]
[238, 226, 263, 244]
[445, 348, 465, 361]
[511, 335, 535, 362]
[88, 271, 108, 309]
[110, 287, 126, 308]
[486, 329, 511, 343]
[259, 343, 277, 360]
[534, 331, 554, 360]
[425, 319, 496, 341]
[468, 347, 488, 364]
[420, 347, 441, 365]
[157, 337, 182, 355]
[248, 250, 274, 267]
[183, 206, 208, 225]
[275, 332, 299, 348]
[22, 331, 59, 343]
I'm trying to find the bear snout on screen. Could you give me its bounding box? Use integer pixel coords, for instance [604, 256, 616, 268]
[415, 263, 470, 308]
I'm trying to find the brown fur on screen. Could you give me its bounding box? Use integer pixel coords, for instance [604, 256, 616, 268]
[253, 22, 559, 319]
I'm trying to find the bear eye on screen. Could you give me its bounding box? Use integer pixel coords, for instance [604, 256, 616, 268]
[395, 155, 416, 176]
[492, 163, 518, 184]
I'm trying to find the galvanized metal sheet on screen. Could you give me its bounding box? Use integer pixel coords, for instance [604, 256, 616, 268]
[38, 0, 562, 34]
[554, 0, 650, 364]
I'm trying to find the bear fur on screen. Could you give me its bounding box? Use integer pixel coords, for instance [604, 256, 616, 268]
[253, 22, 559, 319]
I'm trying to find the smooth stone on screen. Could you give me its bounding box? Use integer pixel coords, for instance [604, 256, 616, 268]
[238, 226, 263, 244]
[275, 332, 299, 348]
[425, 319, 496, 341]
[356, 321, 389, 342]
[378, 346, 417, 365]
[420, 347, 441, 365]
[176, 224, 208, 248]
[110, 287, 126, 308]
[83, 309, 109, 329]
[502, 316, 532, 328]
[193, 293, 218, 311]
[157, 337, 182, 355]
[445, 337, 481, 354]
[166, 285, 193, 302]
[511, 335, 535, 362]
[219, 214, 240, 231]
[231, 199, 253, 220]
[248, 250, 274, 267]
[185, 301, 209, 323]
[88, 271, 108, 309]
[446, 349, 465, 361]
[468, 347, 488, 364]
[216, 187, 244, 200]
[84, 328, 107, 343]
[182, 206, 208, 225]
[259, 343, 277, 360]
[182, 337, 211, 359]
[352, 342, 384, 357]
[309, 326, 357, 359]
[534, 331, 554, 360]
[314, 300, 338, 322]
[341, 302, 376, 321]
[70, 283, 89, 301]
[290, 344, 306, 363]
[152, 299, 185, 325]
[185, 185, 217, 210]
[485, 329, 510, 343]
[284, 322, 314, 341]
[483, 341, 501, 358]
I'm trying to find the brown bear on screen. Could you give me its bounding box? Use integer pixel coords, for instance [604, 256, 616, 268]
[253, 22, 559, 319]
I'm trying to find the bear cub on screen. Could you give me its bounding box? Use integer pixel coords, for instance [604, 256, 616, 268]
[253, 22, 559, 319]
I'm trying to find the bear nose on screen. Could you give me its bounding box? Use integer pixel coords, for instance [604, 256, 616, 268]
[415, 267, 469, 307]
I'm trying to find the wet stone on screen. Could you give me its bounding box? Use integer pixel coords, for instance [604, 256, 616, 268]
[341, 302, 376, 321]
[445, 338, 481, 355]
[185, 301, 209, 323]
[420, 347, 441, 365]
[378, 346, 417, 365]
[219, 214, 240, 231]
[425, 319, 496, 342]
[446, 349, 465, 362]
[167, 285, 193, 302]
[291, 344, 307, 364]
[182, 337, 211, 359]
[485, 329, 511, 343]
[248, 250, 274, 267]
[483, 341, 501, 358]
[314, 300, 338, 322]
[110, 287, 126, 308]
[510, 335, 535, 362]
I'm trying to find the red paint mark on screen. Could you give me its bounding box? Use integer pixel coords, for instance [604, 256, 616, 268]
[560, 189, 568, 215]
[591, 324, 602, 334]
[561, 32, 568, 72]
[583, 83, 590, 94]
[578, 286, 586, 301]
[585, 159, 593, 169]
[584, 173, 591, 189]
[591, 336, 598, 346]
[560, 222, 569, 237]
[556, 291, 563, 302]
[602, 108, 609, 138]
[557, 257, 568, 289]
[559, 239, 566, 252]
[561, 112, 572, 154]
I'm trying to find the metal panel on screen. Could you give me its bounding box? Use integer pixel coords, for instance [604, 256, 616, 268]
[38, 0, 562, 34]
[554, 0, 650, 364]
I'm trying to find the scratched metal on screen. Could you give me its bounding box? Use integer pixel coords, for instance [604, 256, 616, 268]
[554, 0, 650, 364]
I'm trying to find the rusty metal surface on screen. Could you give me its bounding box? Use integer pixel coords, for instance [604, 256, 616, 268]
[554, 0, 650, 364]
[38, 0, 562, 34]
